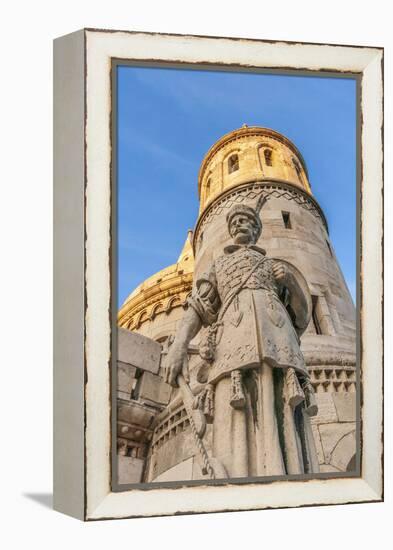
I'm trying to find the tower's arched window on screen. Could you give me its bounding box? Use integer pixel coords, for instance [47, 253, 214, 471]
[228, 154, 239, 174]
[292, 157, 302, 179]
[205, 178, 211, 198]
[264, 148, 273, 167]
[311, 296, 323, 335]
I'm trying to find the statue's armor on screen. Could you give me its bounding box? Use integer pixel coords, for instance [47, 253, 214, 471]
[189, 244, 310, 384]
[214, 247, 279, 303]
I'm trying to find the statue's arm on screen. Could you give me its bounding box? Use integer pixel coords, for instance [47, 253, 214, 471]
[165, 275, 220, 387]
[176, 306, 203, 343]
[165, 307, 202, 387]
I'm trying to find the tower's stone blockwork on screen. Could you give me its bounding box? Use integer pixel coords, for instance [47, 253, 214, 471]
[117, 126, 356, 483]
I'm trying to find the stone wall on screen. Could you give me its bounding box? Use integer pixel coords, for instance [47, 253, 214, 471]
[116, 329, 171, 484]
[311, 392, 356, 472]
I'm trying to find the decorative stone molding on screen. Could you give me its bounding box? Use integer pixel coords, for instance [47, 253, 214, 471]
[118, 233, 194, 331]
[193, 180, 328, 253]
[149, 405, 190, 455]
[118, 276, 193, 330]
[308, 365, 356, 393]
[303, 351, 356, 366]
[117, 421, 153, 443]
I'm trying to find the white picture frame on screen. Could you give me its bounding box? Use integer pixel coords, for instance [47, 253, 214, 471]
[53, 28, 383, 520]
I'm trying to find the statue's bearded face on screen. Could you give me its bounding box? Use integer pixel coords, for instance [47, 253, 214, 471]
[229, 214, 258, 245]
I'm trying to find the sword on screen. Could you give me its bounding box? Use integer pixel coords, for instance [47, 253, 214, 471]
[161, 337, 206, 438]
[160, 337, 227, 478]
[177, 373, 206, 439]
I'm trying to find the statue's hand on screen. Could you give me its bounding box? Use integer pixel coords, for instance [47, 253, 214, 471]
[164, 345, 189, 388]
[272, 261, 287, 282]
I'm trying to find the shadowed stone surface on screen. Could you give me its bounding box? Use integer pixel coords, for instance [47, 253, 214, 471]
[118, 327, 161, 374]
[118, 456, 144, 484]
[117, 362, 136, 399]
[311, 393, 338, 425]
[332, 393, 356, 422]
[137, 371, 171, 406]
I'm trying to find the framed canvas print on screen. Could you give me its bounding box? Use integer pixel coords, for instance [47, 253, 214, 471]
[53, 29, 383, 520]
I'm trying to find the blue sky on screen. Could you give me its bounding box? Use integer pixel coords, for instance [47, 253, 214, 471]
[117, 65, 357, 307]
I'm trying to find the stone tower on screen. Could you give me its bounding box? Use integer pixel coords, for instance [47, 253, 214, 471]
[117, 126, 357, 483]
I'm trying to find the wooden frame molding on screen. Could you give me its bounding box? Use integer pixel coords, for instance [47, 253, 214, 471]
[53, 28, 383, 521]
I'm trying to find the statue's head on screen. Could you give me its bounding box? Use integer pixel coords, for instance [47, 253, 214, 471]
[226, 205, 262, 245]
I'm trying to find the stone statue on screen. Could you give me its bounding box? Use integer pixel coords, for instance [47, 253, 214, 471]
[165, 202, 319, 478]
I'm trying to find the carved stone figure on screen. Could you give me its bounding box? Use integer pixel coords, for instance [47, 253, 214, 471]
[165, 203, 320, 478]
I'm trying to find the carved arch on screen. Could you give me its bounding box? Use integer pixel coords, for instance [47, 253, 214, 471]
[166, 295, 181, 313]
[135, 309, 149, 328]
[264, 147, 273, 166]
[329, 430, 357, 472]
[223, 148, 241, 175]
[228, 153, 239, 174]
[257, 142, 279, 172]
[203, 172, 213, 204]
[291, 156, 309, 190]
[150, 302, 165, 320]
